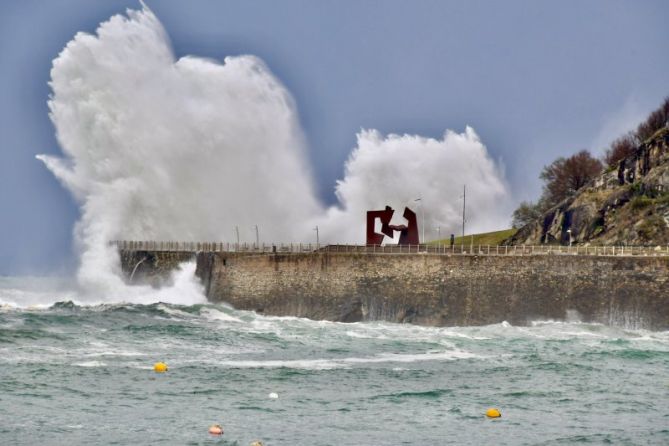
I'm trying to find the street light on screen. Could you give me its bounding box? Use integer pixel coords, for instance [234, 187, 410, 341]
[461, 185, 466, 239]
[414, 197, 424, 244]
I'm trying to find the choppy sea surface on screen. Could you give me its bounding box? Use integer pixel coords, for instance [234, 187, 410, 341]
[1, 276, 668, 445]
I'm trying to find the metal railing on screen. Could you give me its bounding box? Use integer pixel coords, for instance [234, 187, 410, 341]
[112, 240, 322, 253]
[111, 240, 669, 257]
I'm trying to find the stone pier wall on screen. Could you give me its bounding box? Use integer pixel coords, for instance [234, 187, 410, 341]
[120, 250, 669, 330]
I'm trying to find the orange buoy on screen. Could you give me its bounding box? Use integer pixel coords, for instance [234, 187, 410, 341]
[153, 362, 168, 373]
[208, 424, 224, 435]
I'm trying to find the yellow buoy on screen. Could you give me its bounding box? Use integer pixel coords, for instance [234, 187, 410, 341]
[153, 362, 168, 373]
[486, 408, 501, 418]
[208, 424, 224, 435]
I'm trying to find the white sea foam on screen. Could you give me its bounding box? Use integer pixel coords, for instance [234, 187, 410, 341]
[73, 360, 108, 368]
[345, 330, 388, 340]
[0, 285, 79, 309]
[83, 350, 144, 358]
[343, 350, 479, 363]
[215, 349, 479, 370]
[1, 263, 205, 308]
[437, 330, 491, 340]
[155, 303, 196, 319]
[200, 308, 244, 323]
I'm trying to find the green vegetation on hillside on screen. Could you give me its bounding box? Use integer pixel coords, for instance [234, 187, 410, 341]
[512, 151, 603, 228]
[428, 228, 517, 246]
[513, 96, 669, 231]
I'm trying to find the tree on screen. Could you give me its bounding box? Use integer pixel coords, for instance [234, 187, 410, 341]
[635, 96, 669, 142]
[511, 201, 544, 228]
[511, 151, 602, 228]
[540, 150, 603, 208]
[605, 133, 637, 167]
[510, 96, 669, 229]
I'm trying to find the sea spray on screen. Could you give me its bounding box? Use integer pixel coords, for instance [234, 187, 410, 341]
[37, 4, 511, 303]
[37, 4, 320, 301]
[319, 128, 510, 243]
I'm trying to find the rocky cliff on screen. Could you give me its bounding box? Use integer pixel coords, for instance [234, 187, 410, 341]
[508, 127, 669, 246]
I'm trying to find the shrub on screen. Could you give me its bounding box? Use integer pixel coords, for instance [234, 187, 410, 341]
[511, 201, 544, 228]
[637, 215, 666, 241]
[635, 96, 669, 142]
[540, 150, 603, 207]
[605, 133, 637, 167]
[630, 196, 654, 210]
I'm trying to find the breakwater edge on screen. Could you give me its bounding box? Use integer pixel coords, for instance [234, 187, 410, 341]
[119, 243, 669, 330]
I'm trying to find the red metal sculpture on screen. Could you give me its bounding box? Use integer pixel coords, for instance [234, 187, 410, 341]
[366, 206, 419, 246]
[365, 206, 394, 245]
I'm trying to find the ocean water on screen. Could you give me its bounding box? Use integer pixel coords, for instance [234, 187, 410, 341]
[1, 276, 668, 446]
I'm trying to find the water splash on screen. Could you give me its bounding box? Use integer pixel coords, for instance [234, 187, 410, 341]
[37, 5, 320, 302]
[36, 4, 511, 303]
[320, 128, 511, 243]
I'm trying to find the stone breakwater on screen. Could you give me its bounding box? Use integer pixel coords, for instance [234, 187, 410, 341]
[120, 250, 669, 330]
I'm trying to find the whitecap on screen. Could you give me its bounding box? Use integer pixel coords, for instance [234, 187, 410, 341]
[73, 360, 107, 367]
[344, 330, 388, 340]
[200, 308, 243, 323]
[214, 349, 479, 370]
[156, 303, 195, 319]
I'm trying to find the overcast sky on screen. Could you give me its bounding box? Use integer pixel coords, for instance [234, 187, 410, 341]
[1, 0, 667, 274]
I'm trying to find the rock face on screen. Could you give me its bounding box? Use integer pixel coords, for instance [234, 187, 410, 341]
[508, 128, 669, 246]
[120, 250, 669, 330]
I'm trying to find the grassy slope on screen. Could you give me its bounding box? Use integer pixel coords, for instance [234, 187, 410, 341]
[428, 228, 518, 246]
